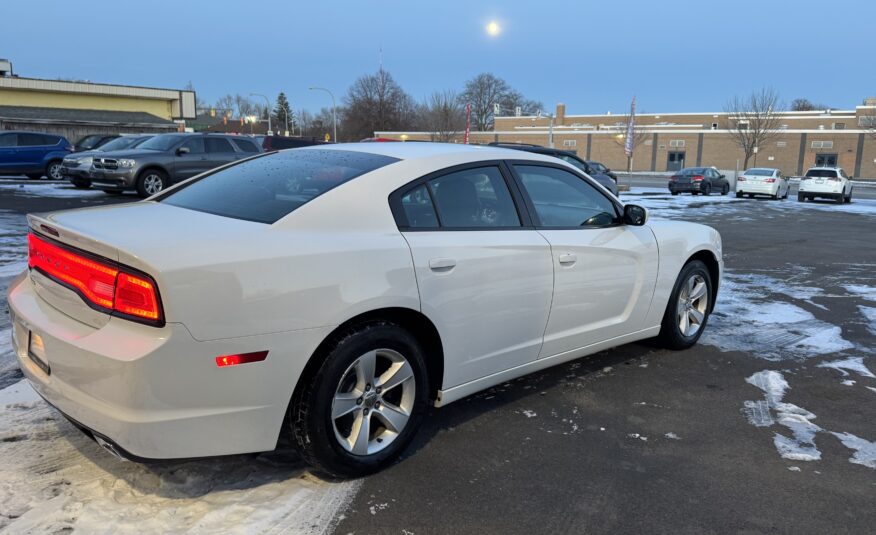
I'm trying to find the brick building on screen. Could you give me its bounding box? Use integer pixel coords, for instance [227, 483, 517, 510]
[378, 98, 876, 178]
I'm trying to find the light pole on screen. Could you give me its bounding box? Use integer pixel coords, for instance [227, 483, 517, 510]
[250, 93, 272, 135]
[309, 86, 337, 142]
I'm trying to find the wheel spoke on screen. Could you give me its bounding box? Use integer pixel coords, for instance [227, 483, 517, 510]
[689, 280, 707, 300]
[378, 360, 413, 392]
[332, 392, 360, 419]
[354, 350, 378, 388]
[679, 309, 689, 335]
[375, 402, 409, 433]
[689, 308, 704, 325]
[350, 411, 371, 455]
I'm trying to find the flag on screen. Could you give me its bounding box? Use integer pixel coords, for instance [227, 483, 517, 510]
[464, 103, 471, 144]
[624, 96, 636, 157]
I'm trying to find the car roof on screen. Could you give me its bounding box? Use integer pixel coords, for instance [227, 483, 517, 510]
[807, 166, 842, 170]
[303, 141, 558, 162]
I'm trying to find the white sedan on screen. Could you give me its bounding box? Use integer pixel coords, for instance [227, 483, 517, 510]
[7, 143, 722, 477]
[735, 167, 790, 200]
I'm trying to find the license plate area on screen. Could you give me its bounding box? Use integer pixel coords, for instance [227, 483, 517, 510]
[27, 331, 51, 376]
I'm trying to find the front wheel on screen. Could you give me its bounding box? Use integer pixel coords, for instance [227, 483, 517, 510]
[46, 161, 64, 180]
[136, 169, 167, 197]
[26, 173, 42, 180]
[655, 260, 713, 350]
[71, 179, 91, 189]
[721, 183, 729, 195]
[291, 322, 429, 478]
[797, 193, 806, 202]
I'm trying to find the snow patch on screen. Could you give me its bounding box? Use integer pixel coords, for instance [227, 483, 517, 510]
[745, 371, 822, 462]
[0, 183, 108, 198]
[521, 410, 537, 418]
[817, 357, 875, 379]
[844, 284, 876, 302]
[859, 306, 876, 336]
[830, 432, 876, 469]
[664, 432, 681, 440]
[787, 466, 801, 472]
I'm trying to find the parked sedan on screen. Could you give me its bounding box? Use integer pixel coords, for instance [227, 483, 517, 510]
[735, 168, 789, 199]
[8, 143, 722, 477]
[798, 167, 853, 203]
[668, 167, 730, 196]
[62, 135, 155, 188]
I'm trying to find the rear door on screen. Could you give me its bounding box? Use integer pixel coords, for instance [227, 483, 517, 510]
[392, 163, 554, 388]
[205, 137, 241, 169]
[17, 133, 52, 169]
[509, 163, 659, 358]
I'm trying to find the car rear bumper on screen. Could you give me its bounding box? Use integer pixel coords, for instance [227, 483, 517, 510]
[736, 182, 779, 195]
[7, 271, 330, 460]
[668, 182, 701, 193]
[799, 181, 844, 195]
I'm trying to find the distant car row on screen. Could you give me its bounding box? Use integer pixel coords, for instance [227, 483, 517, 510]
[669, 166, 854, 204]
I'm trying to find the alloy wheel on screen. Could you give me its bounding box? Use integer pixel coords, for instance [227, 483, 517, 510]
[143, 174, 164, 195]
[48, 163, 63, 180]
[331, 348, 416, 456]
[676, 274, 708, 337]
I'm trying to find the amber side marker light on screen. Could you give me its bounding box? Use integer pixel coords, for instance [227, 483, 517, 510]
[215, 350, 269, 368]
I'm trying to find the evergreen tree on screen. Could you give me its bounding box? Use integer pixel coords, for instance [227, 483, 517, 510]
[274, 92, 294, 134]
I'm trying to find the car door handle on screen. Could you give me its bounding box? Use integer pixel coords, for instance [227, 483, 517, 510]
[429, 258, 456, 271]
[558, 253, 577, 265]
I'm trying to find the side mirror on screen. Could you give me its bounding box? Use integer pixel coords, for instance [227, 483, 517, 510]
[176, 146, 190, 155]
[719, 174, 726, 179]
[623, 204, 648, 226]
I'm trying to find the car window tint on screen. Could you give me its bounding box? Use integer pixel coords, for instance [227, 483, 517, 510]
[400, 184, 438, 229]
[515, 165, 618, 228]
[427, 167, 520, 228]
[805, 169, 837, 178]
[160, 149, 398, 224]
[0, 134, 15, 147]
[19, 133, 48, 146]
[559, 155, 589, 173]
[181, 137, 205, 154]
[233, 138, 259, 152]
[205, 137, 234, 153]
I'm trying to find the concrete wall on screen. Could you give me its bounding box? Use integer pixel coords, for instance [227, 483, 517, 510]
[0, 88, 173, 119]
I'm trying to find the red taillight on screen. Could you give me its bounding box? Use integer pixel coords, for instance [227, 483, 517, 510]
[28, 232, 163, 325]
[737, 176, 746, 181]
[692, 175, 704, 181]
[215, 351, 269, 367]
[670, 176, 678, 181]
[764, 178, 776, 183]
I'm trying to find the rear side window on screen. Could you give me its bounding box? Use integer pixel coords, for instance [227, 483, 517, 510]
[805, 169, 837, 178]
[160, 149, 398, 224]
[205, 137, 234, 153]
[233, 138, 259, 152]
[428, 167, 520, 228]
[0, 134, 15, 147]
[400, 184, 439, 229]
[19, 133, 50, 146]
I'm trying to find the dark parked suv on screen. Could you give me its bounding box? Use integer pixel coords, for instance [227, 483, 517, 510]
[88, 133, 262, 197]
[488, 142, 618, 196]
[0, 131, 73, 179]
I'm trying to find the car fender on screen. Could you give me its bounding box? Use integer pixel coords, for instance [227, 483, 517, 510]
[643, 220, 723, 328]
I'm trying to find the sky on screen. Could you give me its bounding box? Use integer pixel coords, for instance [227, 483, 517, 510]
[2, 0, 874, 116]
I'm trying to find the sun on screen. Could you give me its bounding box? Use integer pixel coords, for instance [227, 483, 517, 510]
[486, 21, 501, 37]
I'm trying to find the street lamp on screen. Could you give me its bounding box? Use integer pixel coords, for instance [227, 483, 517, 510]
[309, 86, 337, 142]
[249, 93, 272, 135]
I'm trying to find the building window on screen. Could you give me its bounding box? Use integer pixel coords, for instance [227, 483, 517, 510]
[833, 123, 846, 130]
[711, 123, 718, 130]
[737, 121, 749, 130]
[562, 139, 577, 148]
[811, 140, 834, 149]
[669, 139, 685, 148]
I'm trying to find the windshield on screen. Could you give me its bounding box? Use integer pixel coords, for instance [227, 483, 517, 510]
[76, 135, 102, 149]
[745, 168, 775, 176]
[160, 149, 399, 224]
[98, 136, 148, 152]
[805, 169, 838, 178]
[678, 168, 707, 176]
[137, 134, 185, 151]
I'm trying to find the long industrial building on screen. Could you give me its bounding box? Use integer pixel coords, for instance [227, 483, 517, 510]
[379, 99, 876, 178]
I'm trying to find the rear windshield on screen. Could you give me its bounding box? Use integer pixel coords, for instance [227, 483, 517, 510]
[805, 169, 838, 178]
[160, 149, 398, 224]
[745, 168, 774, 176]
[678, 168, 707, 175]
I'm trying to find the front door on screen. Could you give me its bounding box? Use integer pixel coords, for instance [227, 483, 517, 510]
[667, 151, 685, 171]
[815, 153, 837, 167]
[398, 165, 554, 388]
[510, 164, 659, 358]
[174, 137, 210, 179]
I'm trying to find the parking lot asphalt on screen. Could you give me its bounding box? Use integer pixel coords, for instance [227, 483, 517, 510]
[1, 179, 875, 534]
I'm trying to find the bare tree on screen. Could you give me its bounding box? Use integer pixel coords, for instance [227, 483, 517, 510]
[610, 115, 650, 173]
[343, 68, 416, 141]
[790, 98, 830, 111]
[459, 73, 542, 131]
[420, 90, 466, 142]
[233, 94, 256, 119]
[214, 94, 236, 117]
[725, 88, 784, 169]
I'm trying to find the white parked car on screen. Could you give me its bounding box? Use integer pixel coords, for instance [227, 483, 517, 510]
[735, 167, 789, 200]
[8, 143, 722, 477]
[798, 167, 853, 203]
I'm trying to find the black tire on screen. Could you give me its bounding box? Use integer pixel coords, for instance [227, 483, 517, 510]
[26, 173, 42, 180]
[797, 193, 805, 202]
[46, 160, 64, 181]
[735, 191, 743, 198]
[702, 183, 712, 195]
[136, 169, 168, 197]
[845, 189, 852, 204]
[835, 193, 844, 205]
[102, 189, 124, 195]
[291, 321, 429, 478]
[71, 179, 91, 189]
[721, 183, 729, 195]
[671, 191, 679, 196]
[655, 260, 713, 350]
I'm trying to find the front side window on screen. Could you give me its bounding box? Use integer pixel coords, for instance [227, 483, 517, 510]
[427, 167, 520, 228]
[160, 149, 398, 224]
[515, 165, 619, 228]
[181, 137, 205, 154]
[205, 137, 234, 153]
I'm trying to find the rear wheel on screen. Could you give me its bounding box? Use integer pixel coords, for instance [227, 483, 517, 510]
[291, 322, 429, 478]
[26, 173, 42, 180]
[702, 183, 712, 196]
[835, 193, 844, 204]
[797, 193, 805, 202]
[656, 260, 713, 350]
[735, 191, 743, 198]
[671, 191, 679, 196]
[136, 169, 167, 197]
[845, 189, 852, 203]
[46, 160, 64, 181]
